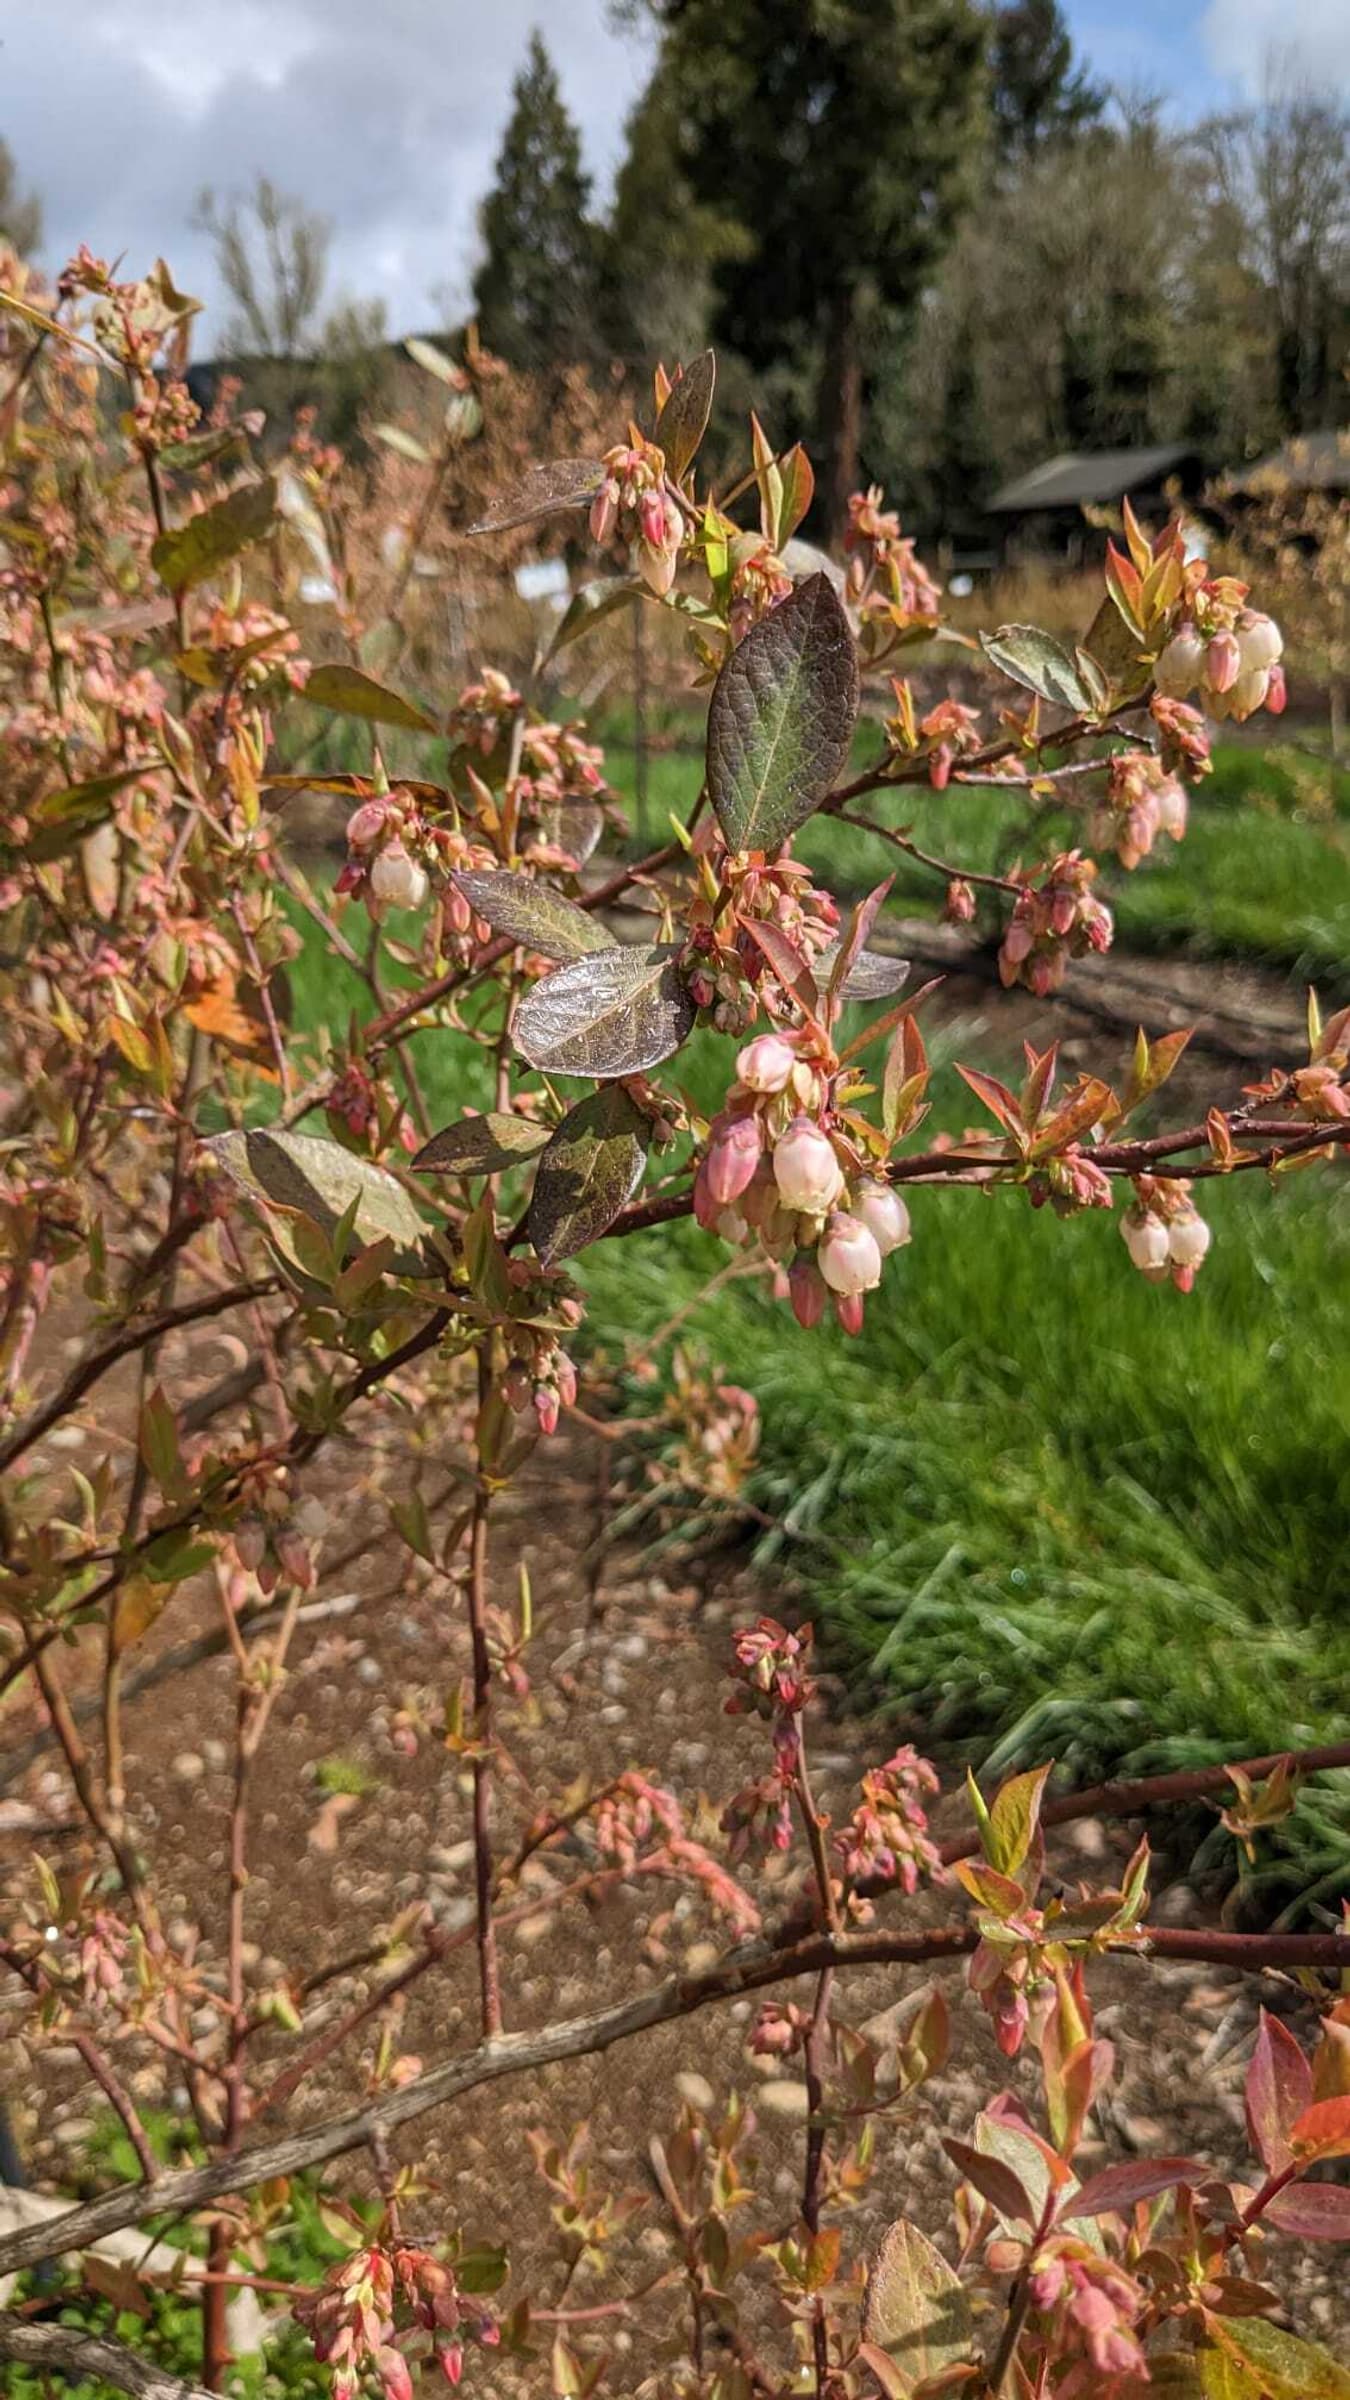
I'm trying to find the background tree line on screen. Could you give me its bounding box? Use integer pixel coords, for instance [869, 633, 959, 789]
[4, 0, 1346, 541]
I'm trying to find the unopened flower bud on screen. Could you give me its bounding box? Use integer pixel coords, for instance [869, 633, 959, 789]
[773, 1118, 844, 1214]
[853, 1178, 911, 1257]
[704, 1111, 763, 1207]
[1230, 667, 1269, 721]
[834, 1291, 865, 1335]
[945, 877, 976, 924]
[1237, 611, 1282, 672]
[233, 1517, 267, 1571]
[1121, 1209, 1169, 1272]
[817, 1211, 883, 1297]
[1167, 1209, 1211, 1269]
[716, 1206, 749, 1244]
[1155, 625, 1205, 697]
[1265, 662, 1287, 716]
[788, 1250, 827, 1329]
[736, 1033, 796, 1093]
[1205, 631, 1240, 695]
[369, 842, 429, 912]
[533, 1385, 560, 1437]
[346, 798, 392, 851]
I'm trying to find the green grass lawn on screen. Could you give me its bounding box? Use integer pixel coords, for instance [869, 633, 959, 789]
[283, 724, 1350, 1906]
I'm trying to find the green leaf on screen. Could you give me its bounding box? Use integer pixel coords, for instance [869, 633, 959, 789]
[158, 424, 251, 473]
[151, 475, 277, 593]
[467, 457, 604, 536]
[526, 1087, 650, 1265]
[706, 572, 858, 852]
[204, 1129, 426, 1260]
[979, 623, 1092, 711]
[1202, 2314, 1350, 2398]
[655, 349, 716, 477]
[372, 422, 433, 465]
[513, 944, 696, 1080]
[455, 2244, 509, 2296]
[414, 1114, 553, 1177]
[15, 766, 159, 862]
[451, 870, 611, 962]
[141, 1529, 216, 1585]
[860, 2218, 974, 2393]
[304, 662, 439, 735]
[543, 576, 641, 661]
[1081, 593, 1152, 702]
[987, 1762, 1052, 1879]
[404, 334, 460, 386]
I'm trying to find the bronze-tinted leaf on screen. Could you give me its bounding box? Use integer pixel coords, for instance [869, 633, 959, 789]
[18, 766, 160, 862]
[513, 944, 695, 1079]
[861, 2218, 975, 2393]
[204, 1128, 425, 1257]
[979, 624, 1091, 711]
[304, 663, 439, 735]
[414, 1114, 553, 1177]
[467, 458, 604, 536]
[452, 871, 610, 962]
[526, 1086, 650, 1264]
[151, 475, 277, 593]
[654, 349, 715, 477]
[706, 572, 859, 852]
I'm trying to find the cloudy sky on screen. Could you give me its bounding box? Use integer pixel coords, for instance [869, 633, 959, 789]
[5, 0, 1347, 341]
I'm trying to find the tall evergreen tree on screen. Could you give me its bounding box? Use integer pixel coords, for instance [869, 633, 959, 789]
[473, 32, 603, 377]
[634, 0, 987, 534]
[990, 0, 1103, 163]
[0, 138, 41, 257]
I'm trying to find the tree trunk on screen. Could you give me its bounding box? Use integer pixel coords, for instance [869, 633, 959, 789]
[819, 285, 863, 545]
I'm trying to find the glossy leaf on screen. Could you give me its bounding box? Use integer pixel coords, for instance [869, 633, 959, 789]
[980, 624, 1093, 712]
[467, 457, 604, 536]
[304, 663, 439, 735]
[205, 1129, 425, 1257]
[452, 870, 610, 962]
[706, 572, 858, 852]
[1068, 2157, 1201, 2219]
[817, 942, 910, 1003]
[654, 349, 715, 477]
[1246, 2010, 1313, 2173]
[986, 1762, 1053, 1879]
[414, 1114, 553, 1177]
[861, 2218, 975, 2394]
[404, 334, 459, 386]
[513, 944, 695, 1080]
[151, 475, 277, 594]
[826, 879, 894, 1004]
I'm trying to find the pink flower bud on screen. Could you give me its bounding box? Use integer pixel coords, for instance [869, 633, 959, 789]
[945, 877, 976, 924]
[589, 481, 618, 545]
[1265, 662, 1287, 715]
[833, 1291, 865, 1335]
[716, 1206, 749, 1244]
[369, 842, 429, 912]
[703, 1110, 763, 1206]
[788, 1250, 827, 1328]
[817, 1211, 883, 1297]
[736, 1032, 796, 1093]
[233, 1518, 266, 1571]
[852, 1178, 911, 1256]
[772, 1118, 844, 1214]
[1154, 625, 1204, 697]
[692, 1158, 721, 1231]
[1205, 631, 1240, 695]
[533, 1385, 560, 1436]
[346, 798, 392, 851]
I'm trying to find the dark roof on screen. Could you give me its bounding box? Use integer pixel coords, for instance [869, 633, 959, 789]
[988, 445, 1195, 512]
[1225, 429, 1350, 495]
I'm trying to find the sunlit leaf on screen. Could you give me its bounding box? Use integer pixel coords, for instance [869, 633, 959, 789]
[415, 1114, 553, 1177]
[654, 348, 715, 477]
[452, 870, 610, 962]
[304, 662, 439, 735]
[204, 1128, 425, 1259]
[1201, 2312, 1350, 2397]
[467, 458, 604, 536]
[1246, 2010, 1313, 2174]
[151, 475, 277, 593]
[861, 2218, 975, 2393]
[980, 624, 1093, 711]
[1067, 2157, 1201, 2219]
[513, 944, 695, 1080]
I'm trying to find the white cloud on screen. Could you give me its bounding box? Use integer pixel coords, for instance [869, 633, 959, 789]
[5, 1, 655, 338]
[1200, 0, 1350, 93]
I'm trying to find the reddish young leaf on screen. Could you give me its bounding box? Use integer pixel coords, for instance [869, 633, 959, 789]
[942, 2138, 1035, 2227]
[955, 1063, 1024, 1143]
[1245, 2010, 1313, 2173]
[1261, 2181, 1350, 2240]
[1290, 2093, 1350, 2166]
[1067, 2157, 1202, 2220]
